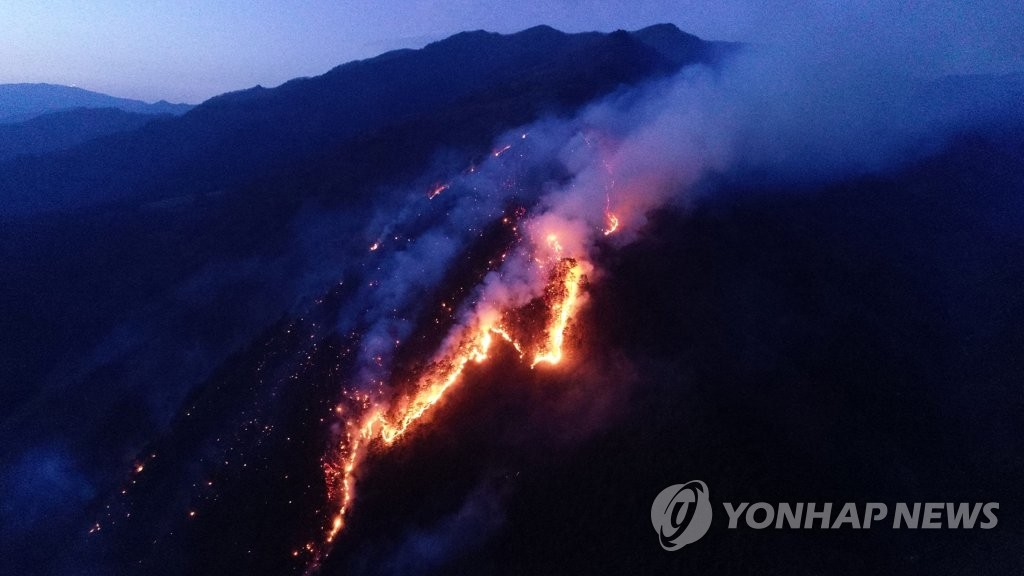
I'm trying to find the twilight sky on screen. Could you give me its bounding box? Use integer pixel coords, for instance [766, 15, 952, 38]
[1, 0, 1022, 103]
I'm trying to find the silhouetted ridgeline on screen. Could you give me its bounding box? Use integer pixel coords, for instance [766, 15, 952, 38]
[0, 83, 192, 123]
[0, 25, 728, 220]
[0, 107, 166, 162]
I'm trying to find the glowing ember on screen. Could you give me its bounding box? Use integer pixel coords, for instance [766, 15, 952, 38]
[546, 233, 563, 255]
[493, 144, 512, 157]
[427, 182, 449, 199]
[603, 212, 619, 236]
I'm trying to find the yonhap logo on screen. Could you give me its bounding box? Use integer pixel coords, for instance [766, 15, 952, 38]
[650, 480, 713, 551]
[651, 480, 1000, 551]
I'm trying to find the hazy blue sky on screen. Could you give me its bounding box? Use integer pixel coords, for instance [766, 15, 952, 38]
[1, 1, 1022, 103]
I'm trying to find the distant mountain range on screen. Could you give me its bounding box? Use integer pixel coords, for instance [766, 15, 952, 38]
[0, 24, 734, 219]
[0, 107, 167, 162]
[0, 83, 193, 124]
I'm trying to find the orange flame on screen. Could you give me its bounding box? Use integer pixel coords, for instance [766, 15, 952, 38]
[427, 182, 449, 200]
[603, 212, 619, 236]
[309, 133, 615, 569]
[316, 251, 586, 560]
[378, 324, 497, 445]
[531, 259, 583, 368]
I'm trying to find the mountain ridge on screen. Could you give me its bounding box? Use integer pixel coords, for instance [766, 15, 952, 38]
[0, 107, 166, 161]
[0, 83, 193, 123]
[0, 24, 731, 220]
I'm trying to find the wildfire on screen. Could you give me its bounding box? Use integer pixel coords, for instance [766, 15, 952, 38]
[322, 433, 364, 543]
[490, 326, 524, 357]
[531, 259, 583, 367]
[316, 248, 587, 562]
[377, 324, 498, 446]
[306, 130, 623, 570]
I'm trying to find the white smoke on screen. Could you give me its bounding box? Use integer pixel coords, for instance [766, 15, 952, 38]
[340, 36, 1023, 397]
